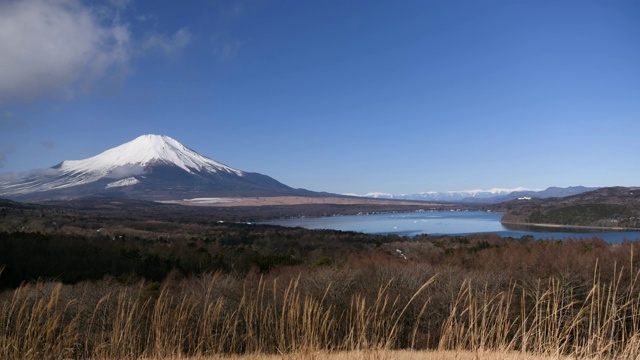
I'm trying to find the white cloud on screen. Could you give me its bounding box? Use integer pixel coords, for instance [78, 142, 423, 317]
[211, 32, 243, 62]
[108, 0, 131, 10]
[0, 0, 131, 101]
[0, 172, 21, 183]
[143, 27, 192, 56]
[0, 0, 194, 104]
[0, 168, 61, 183]
[28, 167, 62, 177]
[105, 164, 146, 179]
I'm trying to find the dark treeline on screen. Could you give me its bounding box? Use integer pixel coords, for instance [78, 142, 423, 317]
[2, 220, 638, 292]
[0, 224, 397, 289]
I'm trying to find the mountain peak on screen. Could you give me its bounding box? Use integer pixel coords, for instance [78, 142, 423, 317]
[0, 134, 309, 201]
[59, 134, 243, 177]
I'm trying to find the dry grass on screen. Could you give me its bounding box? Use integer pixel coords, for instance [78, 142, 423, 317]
[146, 349, 576, 359]
[438, 260, 640, 360]
[0, 273, 436, 359]
[2, 259, 640, 359]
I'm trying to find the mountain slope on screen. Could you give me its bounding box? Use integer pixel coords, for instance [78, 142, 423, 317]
[61, 134, 243, 176]
[0, 134, 319, 201]
[350, 186, 597, 204]
[461, 186, 599, 204]
[497, 186, 640, 229]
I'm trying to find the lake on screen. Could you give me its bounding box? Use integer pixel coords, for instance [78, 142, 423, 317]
[263, 211, 640, 243]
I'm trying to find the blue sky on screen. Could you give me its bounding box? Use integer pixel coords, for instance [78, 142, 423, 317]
[1, 0, 639, 194]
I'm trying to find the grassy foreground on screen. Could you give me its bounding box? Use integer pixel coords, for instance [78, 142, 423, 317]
[2, 255, 640, 360]
[147, 349, 575, 359]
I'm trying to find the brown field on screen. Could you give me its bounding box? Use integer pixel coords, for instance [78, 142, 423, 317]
[161, 196, 445, 207]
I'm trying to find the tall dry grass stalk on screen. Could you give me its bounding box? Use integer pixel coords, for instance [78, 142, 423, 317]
[3, 259, 640, 359]
[438, 260, 640, 359]
[0, 273, 436, 359]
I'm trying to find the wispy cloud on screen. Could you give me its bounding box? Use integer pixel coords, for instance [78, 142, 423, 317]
[207, 0, 254, 63]
[217, 40, 243, 62]
[28, 168, 62, 177]
[0, 0, 193, 102]
[143, 28, 192, 56]
[106, 164, 146, 179]
[0, 167, 61, 182]
[0, 0, 131, 101]
[108, 0, 131, 10]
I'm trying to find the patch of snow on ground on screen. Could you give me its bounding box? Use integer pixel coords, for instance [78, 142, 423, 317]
[183, 197, 244, 204]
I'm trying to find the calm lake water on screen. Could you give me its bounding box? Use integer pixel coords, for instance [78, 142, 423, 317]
[263, 211, 640, 243]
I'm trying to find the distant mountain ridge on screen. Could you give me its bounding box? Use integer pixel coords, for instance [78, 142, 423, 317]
[349, 186, 598, 204]
[498, 186, 640, 229]
[0, 134, 321, 201]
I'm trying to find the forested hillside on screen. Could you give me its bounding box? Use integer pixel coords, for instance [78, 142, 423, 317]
[496, 186, 640, 229]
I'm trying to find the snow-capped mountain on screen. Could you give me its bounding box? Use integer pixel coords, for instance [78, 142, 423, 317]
[58, 134, 243, 178]
[349, 186, 598, 204]
[0, 134, 316, 201]
[349, 188, 531, 201]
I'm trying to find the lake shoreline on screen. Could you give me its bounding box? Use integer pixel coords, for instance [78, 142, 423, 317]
[265, 211, 640, 243]
[501, 221, 640, 232]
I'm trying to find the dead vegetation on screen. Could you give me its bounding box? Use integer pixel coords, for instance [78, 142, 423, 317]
[2, 242, 640, 359]
[2, 198, 640, 359]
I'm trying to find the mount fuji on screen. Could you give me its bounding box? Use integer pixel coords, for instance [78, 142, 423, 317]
[0, 134, 319, 201]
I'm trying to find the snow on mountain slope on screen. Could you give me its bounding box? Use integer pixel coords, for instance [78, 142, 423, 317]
[0, 134, 246, 196]
[60, 134, 243, 178]
[342, 192, 394, 199]
[347, 186, 598, 204]
[449, 187, 531, 197]
[348, 187, 536, 201]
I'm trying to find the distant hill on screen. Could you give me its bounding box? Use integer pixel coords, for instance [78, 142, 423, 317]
[350, 186, 598, 204]
[496, 186, 640, 229]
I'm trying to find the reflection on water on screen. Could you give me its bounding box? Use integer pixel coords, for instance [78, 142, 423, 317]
[263, 211, 640, 243]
